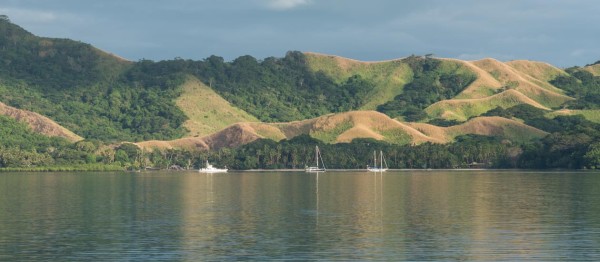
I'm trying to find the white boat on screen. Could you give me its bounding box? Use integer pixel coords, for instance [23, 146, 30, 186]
[199, 160, 228, 173]
[305, 146, 326, 173]
[367, 150, 388, 172]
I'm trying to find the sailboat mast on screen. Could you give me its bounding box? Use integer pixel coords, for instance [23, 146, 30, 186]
[316, 146, 319, 168]
[380, 150, 383, 169]
[373, 151, 377, 168]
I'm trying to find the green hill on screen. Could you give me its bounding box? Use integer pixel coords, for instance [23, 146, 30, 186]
[1, 17, 599, 149]
[0, 18, 187, 142]
[176, 76, 259, 137]
[303, 52, 413, 110]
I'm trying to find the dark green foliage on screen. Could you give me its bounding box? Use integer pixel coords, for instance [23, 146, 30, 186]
[550, 68, 600, 109]
[377, 56, 476, 120]
[483, 104, 563, 132]
[0, 19, 125, 89]
[426, 118, 463, 127]
[482, 103, 547, 121]
[517, 114, 600, 169]
[187, 134, 515, 170]
[0, 19, 188, 142]
[188, 51, 374, 121]
[0, 115, 69, 151]
[0, 115, 68, 167]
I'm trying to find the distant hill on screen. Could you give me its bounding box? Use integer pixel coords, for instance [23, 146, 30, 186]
[1, 17, 599, 154]
[0, 18, 187, 142]
[134, 111, 546, 151]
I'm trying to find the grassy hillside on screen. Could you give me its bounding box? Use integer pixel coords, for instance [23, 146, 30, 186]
[409, 116, 547, 143]
[584, 63, 600, 76]
[303, 52, 413, 110]
[0, 18, 188, 142]
[135, 110, 546, 151]
[2, 17, 597, 156]
[0, 101, 82, 142]
[506, 60, 567, 83]
[468, 58, 572, 108]
[547, 109, 600, 123]
[176, 76, 258, 137]
[426, 89, 549, 121]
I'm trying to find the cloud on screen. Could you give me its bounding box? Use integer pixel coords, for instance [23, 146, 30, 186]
[266, 0, 312, 10]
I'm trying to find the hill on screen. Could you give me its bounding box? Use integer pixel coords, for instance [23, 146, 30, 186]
[584, 63, 600, 76]
[134, 111, 546, 151]
[409, 116, 547, 143]
[176, 76, 258, 137]
[0, 101, 82, 142]
[446, 58, 572, 106]
[303, 52, 412, 110]
[546, 109, 600, 123]
[426, 89, 549, 121]
[0, 18, 596, 151]
[0, 18, 190, 142]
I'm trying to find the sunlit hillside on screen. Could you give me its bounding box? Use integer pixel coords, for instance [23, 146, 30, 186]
[0, 101, 82, 142]
[176, 76, 259, 137]
[135, 111, 546, 151]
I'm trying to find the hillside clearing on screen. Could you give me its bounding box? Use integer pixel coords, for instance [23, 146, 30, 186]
[176, 76, 259, 137]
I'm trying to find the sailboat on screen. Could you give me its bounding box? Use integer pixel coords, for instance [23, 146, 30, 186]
[199, 160, 228, 173]
[305, 146, 326, 173]
[367, 150, 388, 172]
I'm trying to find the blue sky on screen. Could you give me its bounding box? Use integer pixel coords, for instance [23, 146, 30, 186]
[1, 0, 599, 67]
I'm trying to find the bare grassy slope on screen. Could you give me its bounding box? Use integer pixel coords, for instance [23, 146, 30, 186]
[584, 64, 600, 76]
[505, 60, 566, 83]
[426, 89, 549, 121]
[408, 116, 547, 143]
[0, 101, 83, 142]
[135, 111, 446, 151]
[446, 116, 547, 141]
[135, 111, 544, 151]
[176, 76, 259, 137]
[136, 123, 267, 151]
[427, 58, 573, 120]
[469, 58, 571, 107]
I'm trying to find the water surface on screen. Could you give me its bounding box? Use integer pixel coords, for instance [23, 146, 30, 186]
[1, 170, 599, 260]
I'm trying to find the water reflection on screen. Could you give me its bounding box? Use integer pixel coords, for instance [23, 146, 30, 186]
[1, 171, 600, 260]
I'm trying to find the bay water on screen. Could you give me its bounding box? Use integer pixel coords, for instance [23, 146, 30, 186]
[1, 170, 599, 260]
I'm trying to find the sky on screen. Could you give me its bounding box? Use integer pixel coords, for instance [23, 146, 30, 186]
[1, 0, 599, 67]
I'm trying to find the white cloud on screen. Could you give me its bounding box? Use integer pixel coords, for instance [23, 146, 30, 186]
[266, 0, 312, 10]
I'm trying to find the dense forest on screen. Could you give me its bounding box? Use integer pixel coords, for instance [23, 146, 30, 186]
[550, 67, 600, 109]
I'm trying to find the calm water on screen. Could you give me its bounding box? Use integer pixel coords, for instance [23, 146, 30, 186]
[1, 170, 600, 261]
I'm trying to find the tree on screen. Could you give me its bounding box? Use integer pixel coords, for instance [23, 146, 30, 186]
[584, 142, 600, 169]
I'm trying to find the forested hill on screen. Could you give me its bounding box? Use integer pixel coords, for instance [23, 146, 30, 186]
[0, 17, 187, 142]
[2, 17, 600, 133]
[3, 17, 600, 170]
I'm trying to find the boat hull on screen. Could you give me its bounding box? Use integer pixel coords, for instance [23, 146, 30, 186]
[367, 168, 388, 172]
[199, 169, 228, 173]
[305, 167, 325, 173]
